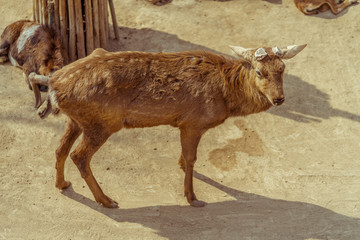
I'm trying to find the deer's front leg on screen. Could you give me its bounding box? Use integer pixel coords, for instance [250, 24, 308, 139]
[179, 128, 205, 207]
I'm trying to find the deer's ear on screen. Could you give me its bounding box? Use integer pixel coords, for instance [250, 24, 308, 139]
[229, 45, 252, 60]
[280, 44, 307, 59]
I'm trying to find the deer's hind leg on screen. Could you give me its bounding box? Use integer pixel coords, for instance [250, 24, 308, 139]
[70, 126, 118, 208]
[28, 72, 49, 108]
[55, 118, 82, 189]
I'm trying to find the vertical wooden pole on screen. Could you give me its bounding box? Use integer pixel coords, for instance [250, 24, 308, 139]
[34, 0, 40, 23]
[68, 0, 76, 62]
[99, 0, 107, 48]
[92, 0, 100, 49]
[85, 0, 94, 55]
[39, 0, 43, 25]
[59, 0, 68, 63]
[54, 0, 60, 31]
[42, 0, 48, 26]
[33, 0, 36, 22]
[48, 1, 55, 27]
[74, 0, 86, 59]
[108, 0, 119, 40]
[105, 1, 109, 39]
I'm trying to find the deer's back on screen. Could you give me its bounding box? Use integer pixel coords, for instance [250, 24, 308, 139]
[50, 49, 229, 129]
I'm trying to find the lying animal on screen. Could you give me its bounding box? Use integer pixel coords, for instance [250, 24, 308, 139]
[42, 44, 306, 208]
[0, 20, 65, 108]
[294, 0, 358, 15]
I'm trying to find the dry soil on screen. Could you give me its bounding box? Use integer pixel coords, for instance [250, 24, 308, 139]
[0, 0, 359, 239]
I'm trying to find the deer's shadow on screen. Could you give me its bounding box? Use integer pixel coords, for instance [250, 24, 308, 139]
[61, 171, 360, 240]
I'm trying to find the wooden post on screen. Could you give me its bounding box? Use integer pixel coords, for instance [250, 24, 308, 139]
[105, 2, 109, 39]
[39, 0, 43, 24]
[99, 0, 107, 48]
[59, 0, 68, 62]
[42, 0, 48, 26]
[54, 0, 60, 31]
[67, 0, 76, 62]
[108, 0, 119, 40]
[92, 0, 100, 49]
[33, 0, 120, 62]
[74, 0, 86, 59]
[85, 0, 94, 55]
[48, 1, 54, 27]
[33, 0, 36, 22]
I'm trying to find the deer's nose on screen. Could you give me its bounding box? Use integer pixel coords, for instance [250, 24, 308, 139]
[273, 97, 285, 106]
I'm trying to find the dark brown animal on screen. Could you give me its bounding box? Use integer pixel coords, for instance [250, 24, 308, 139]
[44, 45, 306, 208]
[0, 20, 65, 108]
[294, 0, 358, 15]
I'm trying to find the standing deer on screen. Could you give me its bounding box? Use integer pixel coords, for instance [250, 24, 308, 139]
[0, 20, 65, 108]
[294, 0, 358, 15]
[43, 44, 306, 208]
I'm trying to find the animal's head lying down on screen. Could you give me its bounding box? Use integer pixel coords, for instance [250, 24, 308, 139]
[229, 44, 307, 106]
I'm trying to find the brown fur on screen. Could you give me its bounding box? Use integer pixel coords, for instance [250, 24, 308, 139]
[0, 20, 65, 107]
[47, 47, 295, 208]
[294, 0, 358, 15]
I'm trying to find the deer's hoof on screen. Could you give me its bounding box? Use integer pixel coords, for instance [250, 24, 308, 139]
[56, 180, 71, 190]
[100, 196, 119, 208]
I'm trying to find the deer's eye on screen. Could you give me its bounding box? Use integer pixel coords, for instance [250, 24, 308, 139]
[256, 70, 262, 77]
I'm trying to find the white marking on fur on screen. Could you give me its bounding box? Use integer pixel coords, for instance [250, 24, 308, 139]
[9, 53, 20, 67]
[17, 25, 40, 53]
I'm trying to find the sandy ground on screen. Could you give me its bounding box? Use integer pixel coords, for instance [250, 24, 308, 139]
[0, 0, 360, 239]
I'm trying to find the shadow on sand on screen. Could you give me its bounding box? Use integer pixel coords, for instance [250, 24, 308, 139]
[108, 26, 360, 124]
[269, 74, 360, 123]
[61, 171, 360, 240]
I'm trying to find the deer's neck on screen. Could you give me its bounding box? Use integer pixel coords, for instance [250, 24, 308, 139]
[220, 61, 272, 117]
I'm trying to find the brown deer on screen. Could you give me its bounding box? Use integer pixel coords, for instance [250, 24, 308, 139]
[294, 0, 358, 15]
[0, 20, 65, 108]
[42, 44, 306, 208]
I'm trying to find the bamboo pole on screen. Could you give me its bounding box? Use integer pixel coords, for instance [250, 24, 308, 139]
[33, 0, 36, 22]
[67, 0, 76, 62]
[59, 0, 68, 62]
[108, 0, 119, 40]
[74, 0, 86, 58]
[98, 0, 107, 48]
[92, 0, 100, 49]
[48, 1, 54, 27]
[54, 0, 60, 31]
[42, 0, 48, 26]
[85, 0, 94, 55]
[39, 0, 43, 25]
[34, 0, 40, 23]
[105, 1, 109, 39]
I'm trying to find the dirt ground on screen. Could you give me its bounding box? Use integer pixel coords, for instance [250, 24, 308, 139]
[0, 0, 359, 239]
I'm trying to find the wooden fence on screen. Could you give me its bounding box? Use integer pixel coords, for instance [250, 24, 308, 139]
[33, 0, 119, 62]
